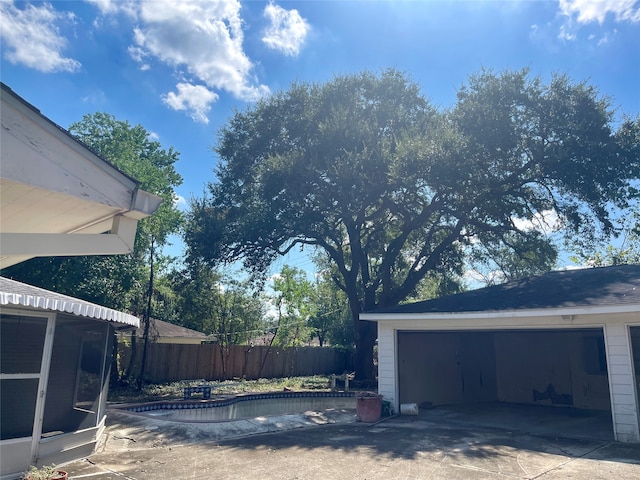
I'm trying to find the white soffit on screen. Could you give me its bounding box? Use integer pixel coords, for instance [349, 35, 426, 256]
[0, 83, 162, 268]
[0, 277, 140, 327]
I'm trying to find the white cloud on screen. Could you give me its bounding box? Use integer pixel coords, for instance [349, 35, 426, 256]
[173, 194, 187, 209]
[558, 23, 577, 41]
[262, 1, 310, 56]
[553, 0, 639, 43]
[512, 210, 561, 234]
[128, 45, 151, 70]
[86, 0, 138, 18]
[131, 0, 270, 106]
[162, 82, 219, 124]
[0, 1, 81, 73]
[81, 90, 107, 105]
[558, 0, 640, 24]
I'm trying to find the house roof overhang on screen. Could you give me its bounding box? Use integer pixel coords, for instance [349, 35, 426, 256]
[0, 83, 162, 269]
[0, 277, 139, 327]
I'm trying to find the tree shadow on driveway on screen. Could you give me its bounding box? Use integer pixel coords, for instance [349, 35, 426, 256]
[64, 407, 640, 479]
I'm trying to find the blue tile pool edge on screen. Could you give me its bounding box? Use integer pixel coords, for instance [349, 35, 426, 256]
[112, 391, 356, 414]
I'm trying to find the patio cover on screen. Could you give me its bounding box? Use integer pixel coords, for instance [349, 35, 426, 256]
[0, 276, 139, 327]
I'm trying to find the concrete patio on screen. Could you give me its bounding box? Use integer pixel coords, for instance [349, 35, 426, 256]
[62, 403, 640, 479]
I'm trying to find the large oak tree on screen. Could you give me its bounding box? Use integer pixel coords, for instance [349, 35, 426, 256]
[186, 68, 639, 380]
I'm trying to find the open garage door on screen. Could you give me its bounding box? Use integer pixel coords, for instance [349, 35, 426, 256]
[397, 328, 613, 436]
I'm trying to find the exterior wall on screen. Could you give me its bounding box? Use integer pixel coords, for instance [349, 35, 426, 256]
[605, 323, 640, 443]
[374, 310, 640, 443]
[0, 438, 31, 480]
[377, 323, 397, 412]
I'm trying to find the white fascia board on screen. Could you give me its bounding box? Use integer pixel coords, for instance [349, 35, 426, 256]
[0, 215, 138, 259]
[360, 304, 640, 323]
[1, 94, 136, 208]
[1, 85, 163, 216]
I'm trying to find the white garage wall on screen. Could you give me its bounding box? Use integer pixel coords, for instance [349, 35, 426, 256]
[605, 323, 640, 443]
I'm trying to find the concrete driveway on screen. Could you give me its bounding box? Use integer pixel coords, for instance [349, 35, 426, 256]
[63, 405, 640, 479]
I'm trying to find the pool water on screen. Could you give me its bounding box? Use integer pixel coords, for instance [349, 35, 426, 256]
[118, 391, 355, 423]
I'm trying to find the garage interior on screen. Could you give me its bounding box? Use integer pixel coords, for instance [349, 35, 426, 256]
[398, 328, 617, 439]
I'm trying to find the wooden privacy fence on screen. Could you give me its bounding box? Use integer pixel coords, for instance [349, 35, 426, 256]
[119, 343, 352, 383]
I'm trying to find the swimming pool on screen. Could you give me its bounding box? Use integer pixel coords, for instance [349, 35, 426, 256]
[116, 391, 356, 423]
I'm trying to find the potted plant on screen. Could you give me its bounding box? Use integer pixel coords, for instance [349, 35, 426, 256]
[22, 465, 68, 480]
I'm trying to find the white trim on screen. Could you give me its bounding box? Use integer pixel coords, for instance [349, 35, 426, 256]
[29, 313, 56, 464]
[361, 304, 640, 322]
[0, 373, 40, 380]
[0, 215, 139, 258]
[624, 324, 640, 438]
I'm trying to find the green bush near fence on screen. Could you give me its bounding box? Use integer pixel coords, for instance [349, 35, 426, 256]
[108, 376, 334, 403]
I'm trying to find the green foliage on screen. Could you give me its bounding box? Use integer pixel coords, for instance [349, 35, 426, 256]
[185, 68, 639, 379]
[23, 465, 65, 480]
[1, 254, 143, 312]
[108, 376, 332, 403]
[308, 270, 353, 347]
[569, 207, 640, 267]
[69, 113, 184, 253]
[270, 265, 315, 347]
[171, 261, 266, 344]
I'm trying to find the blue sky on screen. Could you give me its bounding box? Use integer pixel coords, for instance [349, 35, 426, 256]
[1, 0, 639, 275]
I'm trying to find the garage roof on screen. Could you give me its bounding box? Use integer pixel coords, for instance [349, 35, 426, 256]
[368, 265, 640, 315]
[0, 277, 140, 327]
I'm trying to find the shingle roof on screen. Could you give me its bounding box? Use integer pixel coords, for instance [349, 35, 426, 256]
[0, 277, 140, 327]
[131, 318, 210, 340]
[370, 265, 640, 315]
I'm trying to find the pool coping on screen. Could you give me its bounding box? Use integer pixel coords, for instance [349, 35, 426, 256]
[111, 391, 356, 418]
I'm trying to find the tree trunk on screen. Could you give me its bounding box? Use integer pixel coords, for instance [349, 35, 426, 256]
[346, 283, 377, 381]
[109, 331, 120, 387]
[354, 318, 377, 381]
[125, 330, 137, 380]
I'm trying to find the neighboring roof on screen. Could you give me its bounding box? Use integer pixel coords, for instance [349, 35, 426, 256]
[366, 265, 640, 316]
[0, 277, 140, 327]
[129, 318, 210, 340]
[0, 82, 162, 268]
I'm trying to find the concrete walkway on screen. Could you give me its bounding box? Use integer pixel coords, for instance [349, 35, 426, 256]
[62, 405, 640, 479]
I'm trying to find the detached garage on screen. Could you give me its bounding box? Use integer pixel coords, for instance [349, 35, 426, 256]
[361, 265, 640, 443]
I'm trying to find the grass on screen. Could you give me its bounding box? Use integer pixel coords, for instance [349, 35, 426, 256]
[108, 375, 334, 404]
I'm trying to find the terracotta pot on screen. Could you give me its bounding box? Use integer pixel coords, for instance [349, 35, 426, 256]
[356, 392, 382, 423]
